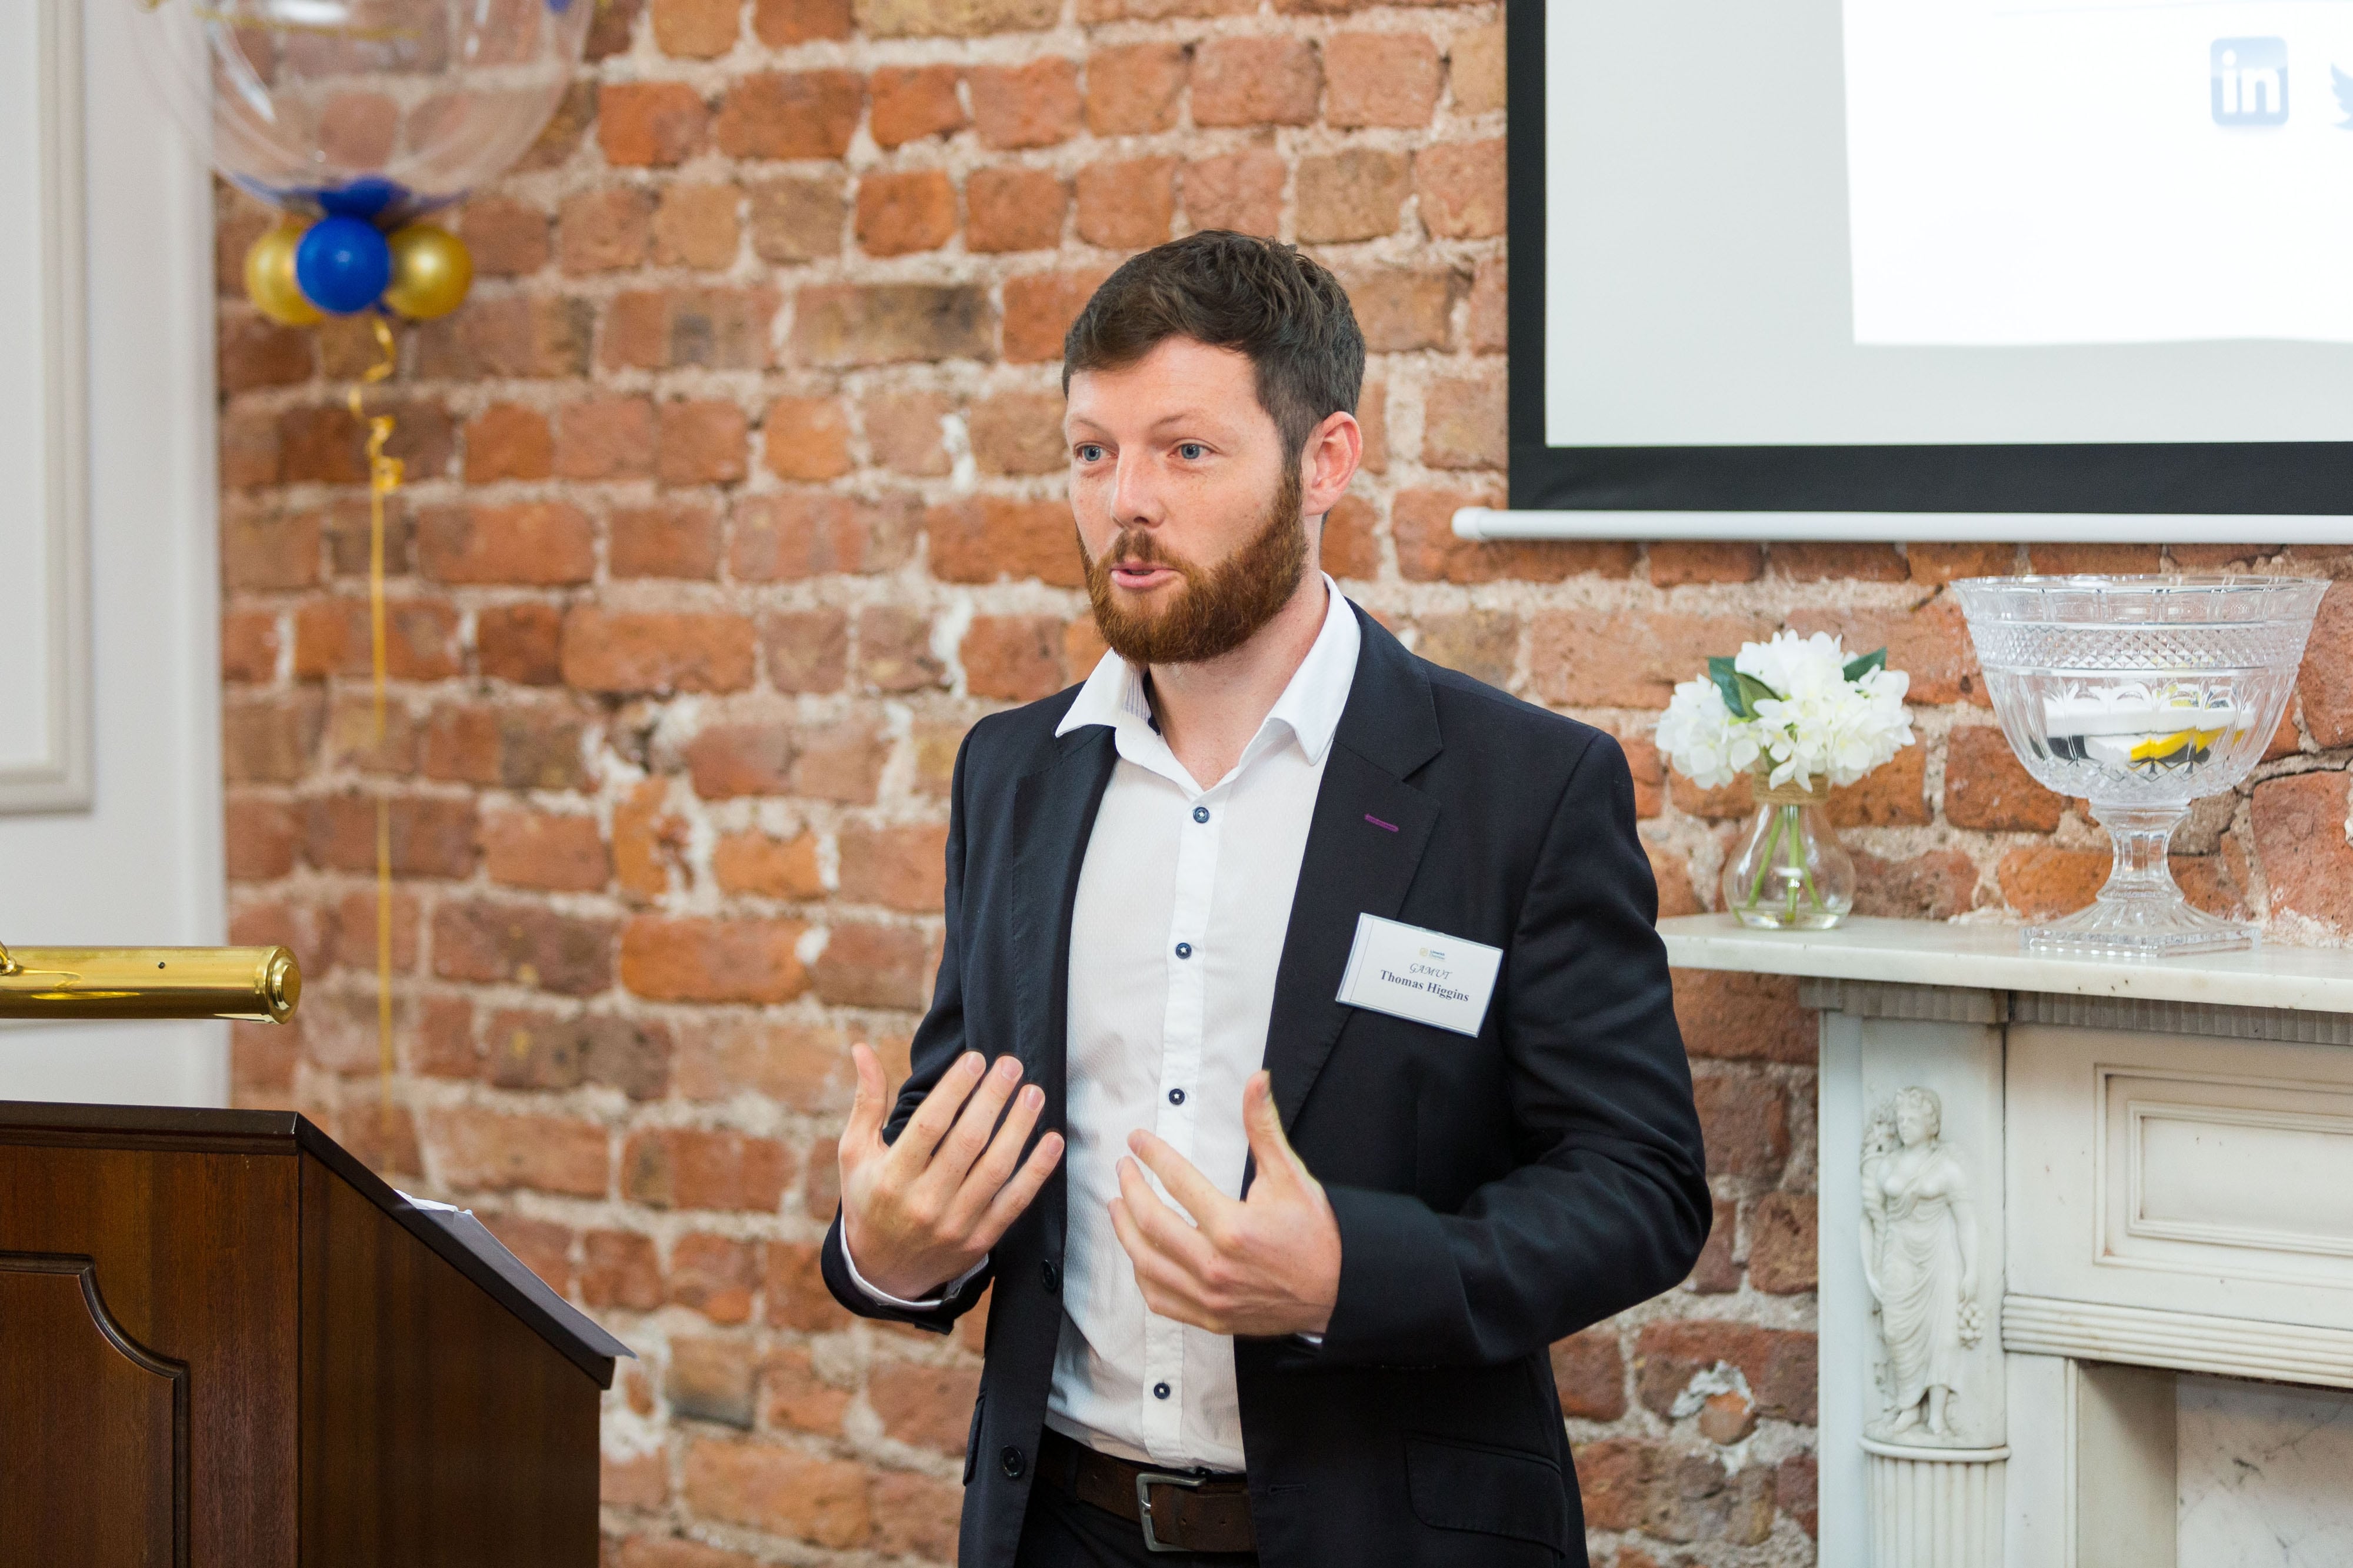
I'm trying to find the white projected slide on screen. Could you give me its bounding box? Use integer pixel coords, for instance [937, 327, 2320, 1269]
[1845, 0, 2353, 345]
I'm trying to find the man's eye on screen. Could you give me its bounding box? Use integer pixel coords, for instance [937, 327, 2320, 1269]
[1176, 442, 1207, 460]
[1075, 445, 1105, 463]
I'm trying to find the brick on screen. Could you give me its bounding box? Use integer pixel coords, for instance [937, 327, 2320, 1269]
[1693, 1071, 1788, 1181]
[658, 399, 750, 486]
[749, 175, 844, 263]
[581, 1229, 664, 1311]
[615, 780, 688, 900]
[622, 915, 811, 1003]
[1749, 1191, 1817, 1294]
[968, 389, 1066, 475]
[669, 1233, 761, 1322]
[1061, 621, 1109, 688]
[1398, 489, 1638, 588]
[625, 1128, 794, 1211]
[1413, 610, 1517, 689]
[1347, 268, 1461, 353]
[970, 58, 1082, 149]
[1852, 847, 1981, 920]
[682, 1439, 869, 1549]
[279, 401, 455, 485]
[869, 1470, 962, 1562]
[855, 0, 1056, 34]
[555, 396, 656, 479]
[484, 809, 610, 892]
[791, 283, 993, 367]
[792, 719, 887, 802]
[612, 499, 722, 579]
[735, 493, 914, 578]
[432, 900, 617, 994]
[218, 315, 312, 392]
[231, 1020, 297, 1104]
[1771, 541, 1906, 583]
[599, 81, 710, 167]
[462, 405, 554, 482]
[562, 609, 758, 693]
[2254, 771, 2353, 932]
[1182, 149, 1285, 238]
[292, 597, 463, 680]
[221, 610, 281, 684]
[2026, 542, 2162, 575]
[1908, 541, 2018, 586]
[1415, 139, 1506, 238]
[603, 1455, 670, 1512]
[667, 1336, 755, 1429]
[430, 1107, 608, 1197]
[1635, 1320, 1817, 1425]
[761, 608, 852, 694]
[524, 76, 601, 161]
[414, 296, 594, 379]
[317, 498, 414, 579]
[1552, 1329, 1627, 1420]
[868, 1362, 981, 1453]
[2297, 583, 2353, 747]
[684, 720, 796, 796]
[2171, 541, 2278, 569]
[1002, 269, 1111, 363]
[675, 1018, 846, 1107]
[1467, 256, 1507, 353]
[761, 1345, 851, 1434]
[1451, 20, 1505, 113]
[713, 829, 825, 898]
[864, 391, 954, 474]
[652, 183, 742, 269]
[485, 1009, 671, 1099]
[1193, 36, 1319, 127]
[653, 0, 736, 56]
[812, 921, 933, 1009]
[421, 703, 591, 789]
[1076, 156, 1177, 249]
[1618, 733, 1665, 818]
[837, 822, 949, 911]
[602, 286, 778, 372]
[221, 410, 281, 489]
[856, 169, 956, 257]
[1086, 43, 1187, 135]
[478, 603, 564, 685]
[1422, 370, 1506, 470]
[303, 794, 478, 878]
[1671, 969, 1812, 1065]
[224, 693, 324, 783]
[754, 0, 851, 45]
[1296, 150, 1411, 244]
[1325, 32, 1440, 127]
[1815, 744, 1929, 829]
[418, 501, 595, 585]
[926, 496, 1084, 586]
[222, 512, 322, 591]
[1787, 598, 1985, 707]
[869, 65, 965, 147]
[714, 71, 864, 161]
[559, 185, 652, 273]
[967, 167, 1069, 253]
[1321, 495, 1378, 581]
[1688, 1196, 1741, 1294]
[964, 615, 1067, 702]
[225, 797, 301, 881]
[858, 606, 945, 692]
[1995, 844, 2109, 919]
[1944, 725, 2062, 832]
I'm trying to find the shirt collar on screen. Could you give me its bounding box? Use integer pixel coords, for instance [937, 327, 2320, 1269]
[1055, 575, 1361, 768]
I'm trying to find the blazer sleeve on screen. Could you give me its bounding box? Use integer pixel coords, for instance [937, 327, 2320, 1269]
[820, 723, 998, 1333]
[1312, 731, 1711, 1366]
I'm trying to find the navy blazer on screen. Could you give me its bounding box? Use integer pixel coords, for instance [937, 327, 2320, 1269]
[822, 603, 1711, 1567]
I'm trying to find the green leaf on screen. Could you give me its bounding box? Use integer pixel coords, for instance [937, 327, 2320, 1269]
[1843, 648, 1889, 682]
[1708, 656, 1748, 718]
[1737, 672, 1780, 715]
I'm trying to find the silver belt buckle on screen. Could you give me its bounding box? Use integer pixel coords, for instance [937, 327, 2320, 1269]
[1135, 1469, 1207, 1554]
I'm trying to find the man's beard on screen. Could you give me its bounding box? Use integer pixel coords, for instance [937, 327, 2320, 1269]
[1080, 466, 1308, 667]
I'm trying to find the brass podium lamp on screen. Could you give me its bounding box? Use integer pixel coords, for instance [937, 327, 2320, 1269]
[0, 940, 300, 1022]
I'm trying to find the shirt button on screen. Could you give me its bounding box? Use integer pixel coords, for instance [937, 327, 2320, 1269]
[1154, 1382, 1171, 1400]
[1041, 1259, 1060, 1294]
[1192, 806, 1209, 823]
[1001, 1446, 1026, 1479]
[1175, 942, 1192, 959]
[1167, 1087, 1185, 1106]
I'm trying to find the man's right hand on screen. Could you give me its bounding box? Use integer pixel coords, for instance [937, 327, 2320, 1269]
[838, 1045, 1065, 1302]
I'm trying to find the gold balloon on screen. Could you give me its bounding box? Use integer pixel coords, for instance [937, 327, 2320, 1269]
[245, 221, 323, 327]
[382, 225, 473, 320]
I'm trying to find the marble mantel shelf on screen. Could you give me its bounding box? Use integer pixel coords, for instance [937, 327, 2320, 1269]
[1658, 913, 2353, 1016]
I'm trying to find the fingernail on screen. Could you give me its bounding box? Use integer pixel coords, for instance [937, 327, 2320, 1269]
[995, 1055, 1021, 1080]
[1022, 1085, 1042, 1107]
[962, 1052, 984, 1071]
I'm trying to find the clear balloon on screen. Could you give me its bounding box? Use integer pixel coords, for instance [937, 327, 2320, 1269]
[129, 0, 590, 226]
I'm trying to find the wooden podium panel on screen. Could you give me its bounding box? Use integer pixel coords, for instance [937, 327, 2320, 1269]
[0, 1105, 612, 1568]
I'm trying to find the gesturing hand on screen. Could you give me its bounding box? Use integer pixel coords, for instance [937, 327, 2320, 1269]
[1108, 1069, 1342, 1339]
[838, 1045, 1065, 1302]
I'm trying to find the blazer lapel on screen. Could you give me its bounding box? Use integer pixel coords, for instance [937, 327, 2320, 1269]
[1008, 725, 1118, 1108]
[1261, 608, 1445, 1132]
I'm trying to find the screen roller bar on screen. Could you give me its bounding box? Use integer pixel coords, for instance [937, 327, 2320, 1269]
[1452, 509, 2353, 545]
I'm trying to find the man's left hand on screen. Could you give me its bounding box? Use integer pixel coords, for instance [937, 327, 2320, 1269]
[1108, 1069, 1341, 1338]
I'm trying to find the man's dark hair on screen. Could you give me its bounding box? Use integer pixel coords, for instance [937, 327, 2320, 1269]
[1062, 231, 1366, 459]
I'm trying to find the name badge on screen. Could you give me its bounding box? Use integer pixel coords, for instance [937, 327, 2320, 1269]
[1335, 913, 1502, 1037]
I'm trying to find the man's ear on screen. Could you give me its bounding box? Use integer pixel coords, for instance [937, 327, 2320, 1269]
[1299, 409, 1364, 521]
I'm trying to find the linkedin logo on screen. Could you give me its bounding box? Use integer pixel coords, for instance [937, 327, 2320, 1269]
[2213, 38, 2288, 125]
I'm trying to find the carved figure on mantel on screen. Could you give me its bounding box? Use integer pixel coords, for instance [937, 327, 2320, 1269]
[1861, 1087, 1984, 1442]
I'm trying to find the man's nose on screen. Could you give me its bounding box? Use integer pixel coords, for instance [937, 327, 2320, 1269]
[1109, 452, 1165, 527]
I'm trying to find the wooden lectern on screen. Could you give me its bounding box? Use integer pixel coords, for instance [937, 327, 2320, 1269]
[0, 1101, 618, 1567]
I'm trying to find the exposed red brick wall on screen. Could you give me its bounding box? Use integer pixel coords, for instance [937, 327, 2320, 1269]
[215, 1, 2351, 1563]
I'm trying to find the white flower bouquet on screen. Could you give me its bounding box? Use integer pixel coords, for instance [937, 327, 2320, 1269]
[1654, 630, 1916, 929]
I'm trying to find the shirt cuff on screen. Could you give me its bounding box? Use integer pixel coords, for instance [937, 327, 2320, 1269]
[841, 1232, 988, 1310]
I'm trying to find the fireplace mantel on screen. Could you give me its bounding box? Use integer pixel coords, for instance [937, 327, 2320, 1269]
[1660, 915, 2353, 1568]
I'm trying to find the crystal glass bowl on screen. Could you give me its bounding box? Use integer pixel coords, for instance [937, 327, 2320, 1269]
[1951, 575, 2327, 957]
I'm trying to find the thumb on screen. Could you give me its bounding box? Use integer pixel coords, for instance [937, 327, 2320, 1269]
[844, 1042, 888, 1155]
[1242, 1071, 1309, 1190]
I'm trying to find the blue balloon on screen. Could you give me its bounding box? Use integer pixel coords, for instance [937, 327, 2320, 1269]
[293, 216, 392, 315]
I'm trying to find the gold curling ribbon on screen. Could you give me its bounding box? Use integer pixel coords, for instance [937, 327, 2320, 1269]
[348, 318, 405, 1141]
[1752, 775, 1830, 808]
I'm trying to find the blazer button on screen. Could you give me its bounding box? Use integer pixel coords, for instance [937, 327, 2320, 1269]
[1001, 1445, 1026, 1480]
[1041, 1259, 1060, 1294]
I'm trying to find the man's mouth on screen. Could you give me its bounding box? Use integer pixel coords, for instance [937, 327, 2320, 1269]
[1108, 562, 1180, 591]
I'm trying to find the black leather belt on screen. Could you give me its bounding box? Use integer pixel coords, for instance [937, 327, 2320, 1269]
[1036, 1427, 1257, 1555]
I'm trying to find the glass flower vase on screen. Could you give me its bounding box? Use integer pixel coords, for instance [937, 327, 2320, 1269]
[1722, 778, 1855, 930]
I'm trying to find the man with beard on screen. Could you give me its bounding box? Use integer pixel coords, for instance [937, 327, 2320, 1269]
[821, 232, 1709, 1568]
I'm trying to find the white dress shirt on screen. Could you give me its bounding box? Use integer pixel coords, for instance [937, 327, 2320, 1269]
[845, 577, 1361, 1473]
